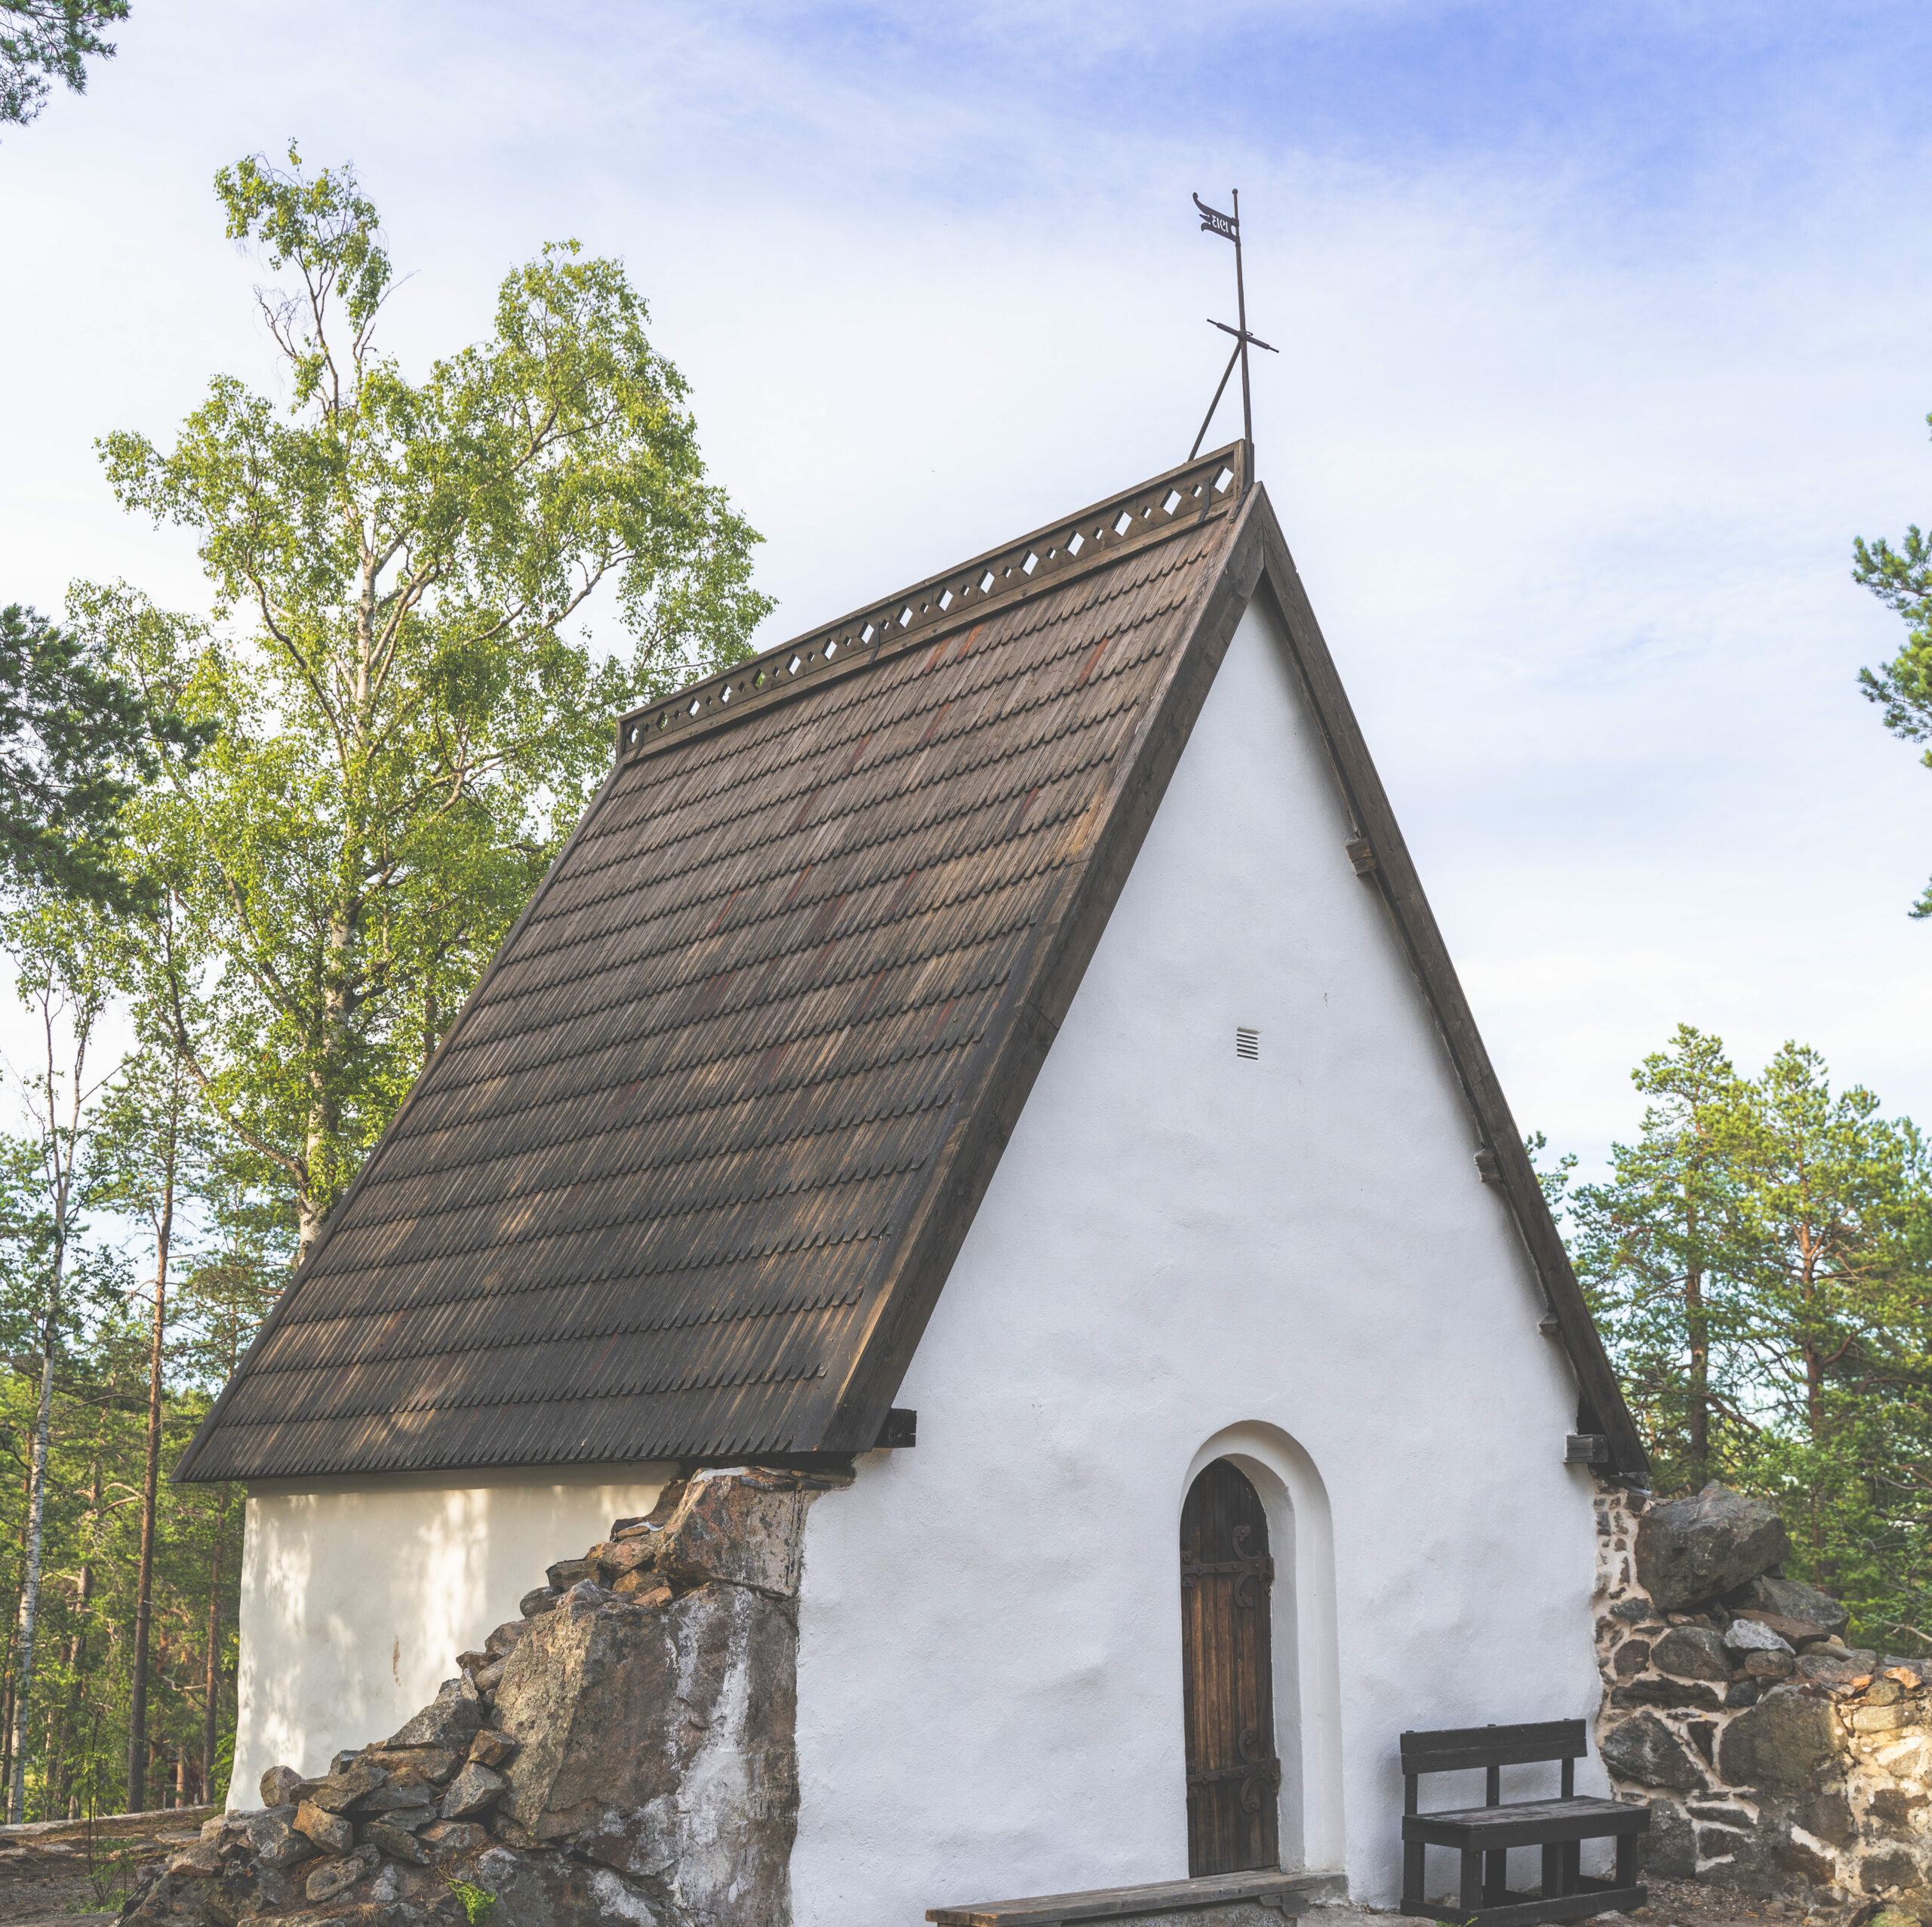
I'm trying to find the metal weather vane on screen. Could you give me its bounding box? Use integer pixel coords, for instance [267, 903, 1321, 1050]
[1189, 189, 1277, 466]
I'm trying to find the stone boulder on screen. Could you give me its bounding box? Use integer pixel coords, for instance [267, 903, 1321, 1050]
[463, 1843, 663, 1927]
[1653, 1624, 1732, 1681]
[491, 1575, 799, 1919]
[386, 1675, 484, 1750]
[1724, 1618, 1794, 1656]
[1600, 1711, 1705, 1790]
[1638, 1797, 1697, 1876]
[645, 1464, 847, 1599]
[1715, 1685, 1838, 1791]
[1726, 1573, 1851, 1637]
[1635, 1485, 1789, 1611]
[242, 1807, 318, 1870]
[293, 1799, 353, 1854]
[441, 1762, 507, 1820]
[308, 1754, 388, 1812]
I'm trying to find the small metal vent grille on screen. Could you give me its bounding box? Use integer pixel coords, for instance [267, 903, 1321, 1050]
[1235, 1027, 1260, 1060]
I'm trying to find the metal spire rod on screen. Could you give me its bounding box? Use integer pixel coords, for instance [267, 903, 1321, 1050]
[1190, 189, 1277, 476]
[1232, 187, 1251, 448]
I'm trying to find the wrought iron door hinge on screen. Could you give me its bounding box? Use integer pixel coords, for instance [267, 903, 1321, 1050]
[1180, 1522, 1275, 1608]
[1186, 1728, 1282, 1813]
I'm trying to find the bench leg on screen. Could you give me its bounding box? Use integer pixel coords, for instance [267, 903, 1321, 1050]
[1403, 1841, 1424, 1909]
[1460, 1848, 1483, 1915]
[1484, 1849, 1507, 1904]
[1540, 1843, 1563, 1898]
[1615, 1831, 1638, 1891]
[1561, 1840, 1580, 1895]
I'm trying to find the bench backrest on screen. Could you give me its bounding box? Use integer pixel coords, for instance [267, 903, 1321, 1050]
[1399, 1720, 1586, 1776]
[1399, 1721, 1585, 1813]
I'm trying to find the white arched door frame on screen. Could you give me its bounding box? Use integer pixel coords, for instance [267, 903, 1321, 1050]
[1184, 1422, 1346, 1873]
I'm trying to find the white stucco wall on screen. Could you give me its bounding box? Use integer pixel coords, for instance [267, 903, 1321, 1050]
[230, 1464, 672, 1805]
[790, 593, 1606, 1926]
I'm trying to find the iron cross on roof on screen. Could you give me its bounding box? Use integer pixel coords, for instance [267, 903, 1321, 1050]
[1189, 189, 1278, 467]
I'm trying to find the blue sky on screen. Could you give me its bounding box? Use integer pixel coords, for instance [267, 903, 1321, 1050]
[3, 0, 1931, 1177]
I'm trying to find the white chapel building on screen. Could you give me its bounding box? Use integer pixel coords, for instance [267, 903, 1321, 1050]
[177, 442, 1647, 1926]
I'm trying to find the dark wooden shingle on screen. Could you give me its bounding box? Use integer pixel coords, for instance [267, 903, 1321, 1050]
[177, 444, 1650, 1486]
[178, 450, 1249, 1479]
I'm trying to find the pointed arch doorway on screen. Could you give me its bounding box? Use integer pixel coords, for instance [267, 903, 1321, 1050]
[1180, 1458, 1281, 1876]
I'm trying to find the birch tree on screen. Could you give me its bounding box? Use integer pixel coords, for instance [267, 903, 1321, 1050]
[90, 147, 771, 1259]
[0, 901, 109, 1821]
[88, 1049, 208, 1809]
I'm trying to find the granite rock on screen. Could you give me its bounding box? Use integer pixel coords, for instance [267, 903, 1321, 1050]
[361, 1818, 429, 1864]
[386, 1677, 483, 1751]
[1727, 1574, 1852, 1638]
[1638, 1797, 1697, 1876]
[1654, 1624, 1733, 1681]
[292, 1800, 353, 1855]
[441, 1762, 508, 1820]
[494, 1578, 801, 1919]
[1636, 1485, 1791, 1611]
[1725, 1618, 1795, 1655]
[309, 1756, 388, 1812]
[485, 1621, 528, 1659]
[1716, 1686, 1839, 1791]
[648, 1465, 848, 1599]
[242, 1810, 318, 1871]
[304, 1847, 376, 1903]
[1601, 1711, 1704, 1790]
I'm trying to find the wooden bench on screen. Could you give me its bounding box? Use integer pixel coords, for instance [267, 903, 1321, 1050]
[928, 1869, 1336, 1927]
[1400, 1720, 1647, 1927]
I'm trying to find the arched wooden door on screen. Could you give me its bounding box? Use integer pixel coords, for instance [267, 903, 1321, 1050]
[1180, 1458, 1281, 1876]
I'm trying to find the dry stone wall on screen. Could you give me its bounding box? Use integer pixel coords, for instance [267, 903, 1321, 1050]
[126, 1467, 846, 1927]
[1595, 1483, 1932, 1909]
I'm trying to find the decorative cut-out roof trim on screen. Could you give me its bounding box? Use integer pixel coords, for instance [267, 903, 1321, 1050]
[615, 442, 1247, 762]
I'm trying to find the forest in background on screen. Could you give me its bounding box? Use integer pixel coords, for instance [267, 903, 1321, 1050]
[1540, 1029, 1932, 1656]
[0, 132, 768, 1824]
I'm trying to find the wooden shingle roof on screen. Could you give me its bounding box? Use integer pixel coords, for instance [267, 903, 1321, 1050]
[177, 445, 1649, 1485]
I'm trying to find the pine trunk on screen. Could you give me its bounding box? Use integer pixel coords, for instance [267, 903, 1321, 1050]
[125, 1162, 174, 1814]
[10, 1314, 58, 1821]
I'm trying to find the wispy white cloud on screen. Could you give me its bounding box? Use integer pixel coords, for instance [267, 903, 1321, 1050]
[2, 0, 1930, 1165]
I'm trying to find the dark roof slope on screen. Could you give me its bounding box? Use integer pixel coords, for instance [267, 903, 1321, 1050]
[177, 444, 1648, 1485]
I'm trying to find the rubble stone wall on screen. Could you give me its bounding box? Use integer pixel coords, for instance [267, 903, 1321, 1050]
[1595, 1482, 1932, 1909]
[129, 1467, 846, 1927]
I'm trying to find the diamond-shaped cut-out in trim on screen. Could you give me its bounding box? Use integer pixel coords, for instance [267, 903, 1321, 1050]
[1164, 489, 1183, 514]
[979, 571, 995, 593]
[899, 606, 913, 627]
[1067, 531, 1084, 556]
[1214, 466, 1235, 494]
[1022, 552, 1038, 575]
[1113, 511, 1133, 536]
